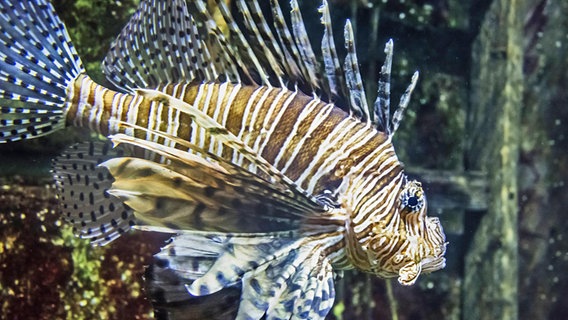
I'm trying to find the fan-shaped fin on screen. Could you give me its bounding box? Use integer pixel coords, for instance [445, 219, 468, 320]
[103, 0, 330, 93]
[236, 239, 335, 319]
[107, 121, 319, 213]
[52, 140, 136, 246]
[158, 231, 336, 320]
[0, 0, 84, 143]
[102, 0, 418, 136]
[145, 233, 241, 320]
[102, 0, 219, 91]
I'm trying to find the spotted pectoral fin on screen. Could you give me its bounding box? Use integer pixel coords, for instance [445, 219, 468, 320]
[145, 233, 241, 320]
[236, 243, 336, 319]
[147, 277, 240, 320]
[52, 140, 136, 246]
[151, 232, 335, 320]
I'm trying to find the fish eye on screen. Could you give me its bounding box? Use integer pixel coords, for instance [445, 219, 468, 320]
[400, 181, 424, 212]
[407, 195, 419, 207]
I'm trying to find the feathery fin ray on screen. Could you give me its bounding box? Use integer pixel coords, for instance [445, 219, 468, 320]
[147, 231, 336, 319]
[374, 40, 393, 133]
[0, 0, 84, 142]
[102, 0, 219, 91]
[100, 153, 319, 233]
[319, 0, 346, 100]
[392, 71, 419, 134]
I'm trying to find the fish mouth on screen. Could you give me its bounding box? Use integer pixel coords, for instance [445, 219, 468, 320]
[420, 216, 447, 273]
[421, 240, 448, 273]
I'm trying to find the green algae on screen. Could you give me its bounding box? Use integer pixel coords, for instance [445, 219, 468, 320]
[0, 182, 164, 319]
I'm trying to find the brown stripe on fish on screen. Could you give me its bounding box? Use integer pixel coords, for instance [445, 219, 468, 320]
[236, 86, 284, 169]
[279, 103, 339, 185]
[345, 143, 401, 201]
[109, 91, 134, 135]
[66, 75, 116, 136]
[351, 162, 404, 222]
[65, 74, 92, 128]
[194, 83, 242, 157]
[161, 83, 197, 148]
[216, 83, 242, 155]
[253, 89, 299, 156]
[307, 127, 390, 196]
[257, 91, 313, 166]
[271, 98, 325, 168]
[242, 88, 290, 148]
[223, 85, 260, 137]
[280, 105, 349, 184]
[193, 83, 220, 151]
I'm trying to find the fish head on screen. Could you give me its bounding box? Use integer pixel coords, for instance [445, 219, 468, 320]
[345, 179, 447, 285]
[396, 180, 447, 283]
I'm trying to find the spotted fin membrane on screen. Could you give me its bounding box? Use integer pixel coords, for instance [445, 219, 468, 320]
[142, 230, 336, 320]
[52, 140, 136, 246]
[0, 0, 84, 142]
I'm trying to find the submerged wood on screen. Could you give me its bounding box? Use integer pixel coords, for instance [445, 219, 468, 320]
[463, 0, 523, 318]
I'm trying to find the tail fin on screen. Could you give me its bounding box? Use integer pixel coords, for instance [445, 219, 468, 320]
[0, 0, 84, 142]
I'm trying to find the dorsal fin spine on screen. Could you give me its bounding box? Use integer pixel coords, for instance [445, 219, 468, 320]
[391, 71, 419, 134]
[211, 0, 272, 85]
[319, 0, 345, 100]
[343, 20, 370, 122]
[289, 0, 321, 91]
[235, 0, 286, 87]
[374, 39, 393, 133]
[269, 0, 307, 82]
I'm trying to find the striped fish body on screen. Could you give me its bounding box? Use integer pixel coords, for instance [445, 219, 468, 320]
[67, 75, 393, 198]
[0, 0, 447, 318]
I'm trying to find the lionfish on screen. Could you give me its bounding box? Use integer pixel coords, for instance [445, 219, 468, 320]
[0, 0, 446, 318]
